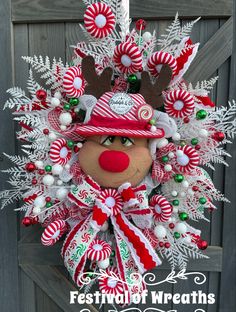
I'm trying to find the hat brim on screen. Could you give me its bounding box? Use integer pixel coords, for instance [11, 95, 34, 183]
[75, 125, 165, 138]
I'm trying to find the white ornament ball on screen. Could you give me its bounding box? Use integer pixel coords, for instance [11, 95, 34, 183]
[52, 164, 63, 175]
[42, 174, 55, 186]
[74, 107, 80, 113]
[100, 221, 109, 232]
[188, 189, 194, 195]
[150, 125, 157, 132]
[172, 132, 181, 141]
[182, 180, 189, 188]
[56, 188, 68, 200]
[142, 31, 152, 42]
[180, 191, 186, 197]
[168, 152, 175, 159]
[77, 142, 83, 148]
[176, 150, 184, 157]
[156, 138, 169, 149]
[33, 206, 41, 214]
[164, 164, 172, 172]
[65, 164, 70, 170]
[171, 191, 178, 197]
[57, 180, 63, 186]
[173, 207, 179, 213]
[54, 91, 62, 99]
[183, 235, 192, 244]
[35, 160, 44, 169]
[175, 222, 187, 234]
[199, 129, 209, 138]
[48, 132, 57, 141]
[97, 258, 110, 269]
[60, 125, 67, 131]
[34, 196, 46, 208]
[154, 225, 167, 239]
[59, 112, 72, 126]
[50, 97, 60, 107]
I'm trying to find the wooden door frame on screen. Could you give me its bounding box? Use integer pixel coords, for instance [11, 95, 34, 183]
[0, 0, 235, 311]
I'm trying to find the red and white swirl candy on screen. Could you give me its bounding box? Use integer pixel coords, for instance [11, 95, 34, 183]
[49, 138, 72, 165]
[99, 267, 124, 295]
[63, 66, 85, 98]
[41, 220, 67, 246]
[175, 145, 200, 173]
[99, 189, 123, 216]
[164, 90, 195, 118]
[147, 51, 177, 77]
[137, 104, 154, 122]
[87, 239, 112, 261]
[113, 42, 142, 74]
[84, 3, 115, 39]
[150, 195, 172, 222]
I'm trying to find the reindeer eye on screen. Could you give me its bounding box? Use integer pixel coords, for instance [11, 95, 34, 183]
[101, 136, 115, 146]
[120, 137, 134, 147]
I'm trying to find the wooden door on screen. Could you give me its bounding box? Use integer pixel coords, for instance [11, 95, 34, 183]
[0, 0, 235, 311]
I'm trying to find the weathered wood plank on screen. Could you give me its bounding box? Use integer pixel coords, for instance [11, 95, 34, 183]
[20, 265, 99, 312]
[219, 1, 236, 310]
[11, 0, 233, 23]
[18, 242, 223, 271]
[35, 285, 64, 312]
[185, 17, 233, 83]
[0, 0, 20, 312]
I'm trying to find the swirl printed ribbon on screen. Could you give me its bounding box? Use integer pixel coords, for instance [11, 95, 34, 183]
[62, 178, 162, 295]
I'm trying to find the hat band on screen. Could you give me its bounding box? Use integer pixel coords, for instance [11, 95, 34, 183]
[88, 115, 148, 130]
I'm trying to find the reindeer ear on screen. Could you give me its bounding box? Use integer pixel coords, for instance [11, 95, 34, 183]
[81, 56, 113, 99]
[140, 64, 172, 108]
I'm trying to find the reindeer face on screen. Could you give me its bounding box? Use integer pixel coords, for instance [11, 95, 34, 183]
[78, 135, 152, 188]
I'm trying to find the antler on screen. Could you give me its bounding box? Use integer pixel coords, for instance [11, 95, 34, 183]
[139, 65, 172, 108]
[81, 56, 113, 98]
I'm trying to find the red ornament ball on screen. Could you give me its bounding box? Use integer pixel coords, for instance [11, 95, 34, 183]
[212, 131, 225, 142]
[169, 223, 175, 229]
[32, 178, 37, 185]
[195, 144, 201, 150]
[25, 162, 36, 172]
[165, 242, 171, 248]
[38, 169, 45, 175]
[74, 146, 80, 153]
[197, 240, 208, 250]
[192, 185, 199, 192]
[36, 89, 47, 101]
[135, 19, 147, 31]
[183, 116, 190, 123]
[45, 196, 51, 202]
[22, 217, 32, 227]
[43, 128, 49, 135]
[159, 242, 164, 247]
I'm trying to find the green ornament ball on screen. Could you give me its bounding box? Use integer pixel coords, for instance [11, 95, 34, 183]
[86, 271, 94, 278]
[149, 119, 156, 125]
[196, 109, 207, 120]
[143, 50, 148, 57]
[45, 165, 52, 172]
[179, 212, 189, 221]
[127, 74, 138, 84]
[172, 199, 179, 206]
[199, 197, 207, 205]
[111, 250, 115, 257]
[162, 156, 169, 163]
[174, 174, 184, 183]
[174, 232, 181, 239]
[46, 202, 53, 208]
[63, 103, 71, 110]
[191, 138, 199, 145]
[69, 98, 79, 106]
[67, 140, 74, 148]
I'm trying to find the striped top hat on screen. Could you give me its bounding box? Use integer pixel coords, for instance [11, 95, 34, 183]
[75, 56, 173, 138]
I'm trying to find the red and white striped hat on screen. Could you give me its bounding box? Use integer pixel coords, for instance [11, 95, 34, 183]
[75, 92, 165, 138]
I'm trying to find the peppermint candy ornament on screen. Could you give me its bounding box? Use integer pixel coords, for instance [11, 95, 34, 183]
[164, 90, 195, 118]
[49, 138, 72, 165]
[63, 66, 85, 98]
[136, 104, 154, 122]
[150, 195, 172, 222]
[87, 239, 112, 261]
[113, 42, 142, 74]
[175, 145, 200, 173]
[147, 51, 177, 77]
[99, 267, 124, 295]
[41, 220, 67, 246]
[84, 3, 115, 39]
[99, 189, 123, 216]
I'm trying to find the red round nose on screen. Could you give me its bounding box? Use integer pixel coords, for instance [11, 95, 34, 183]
[99, 150, 130, 173]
